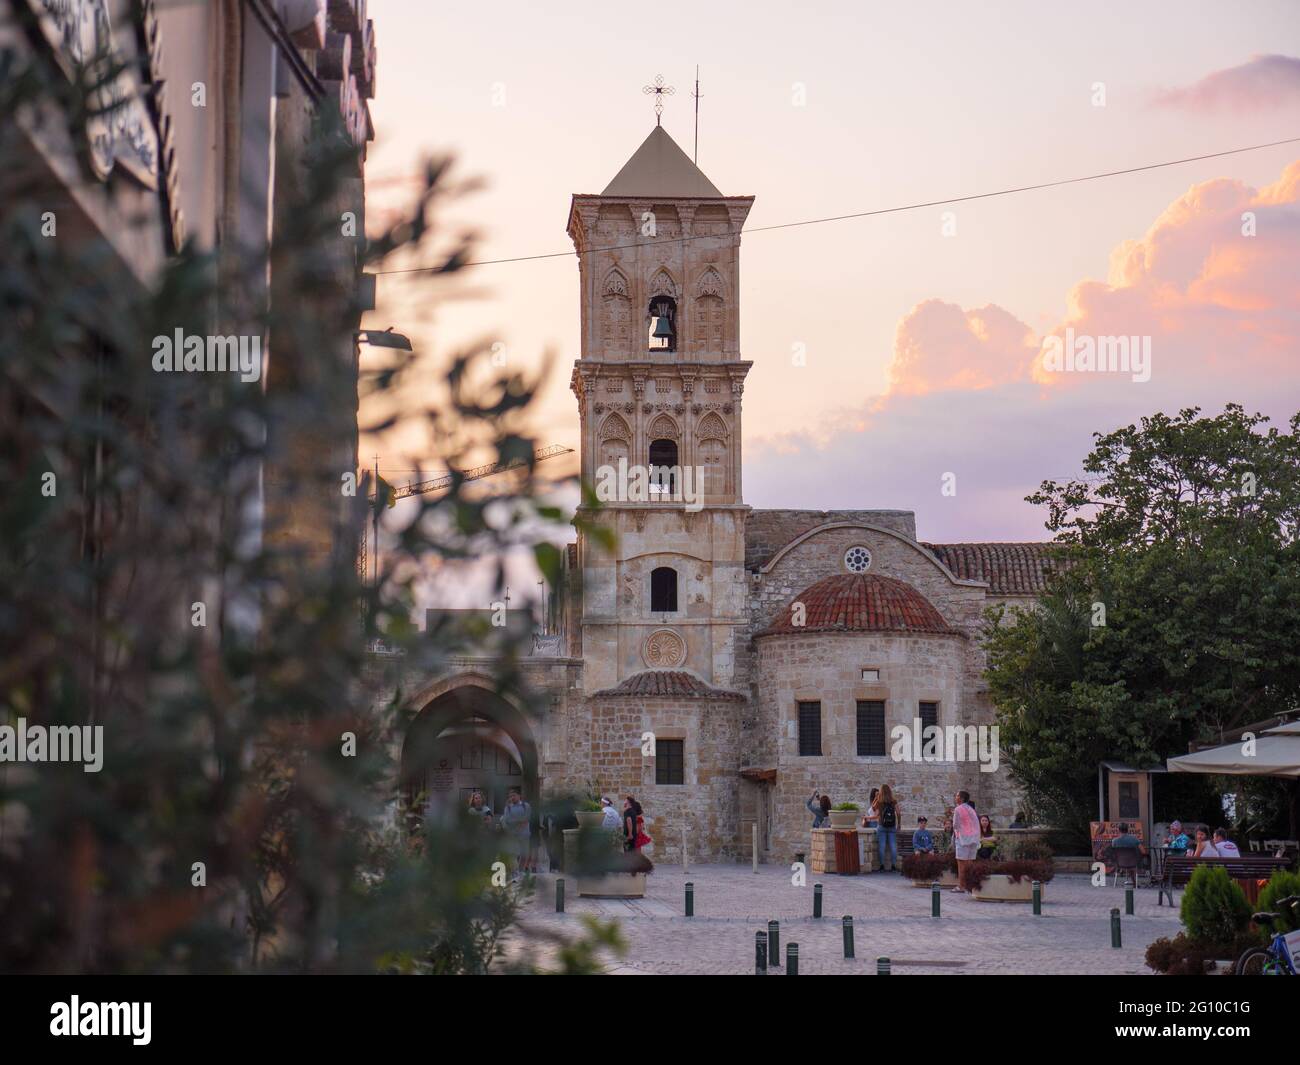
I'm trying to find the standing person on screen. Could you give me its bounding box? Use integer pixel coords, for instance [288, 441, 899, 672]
[976, 814, 998, 860]
[876, 784, 900, 872]
[912, 816, 935, 854]
[623, 795, 646, 852]
[600, 795, 622, 831]
[501, 788, 532, 878]
[863, 787, 881, 829]
[467, 790, 492, 819]
[807, 790, 829, 828]
[951, 791, 980, 892]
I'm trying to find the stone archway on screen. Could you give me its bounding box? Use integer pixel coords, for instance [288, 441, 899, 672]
[400, 676, 541, 822]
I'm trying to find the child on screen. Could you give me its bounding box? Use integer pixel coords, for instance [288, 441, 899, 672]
[912, 816, 935, 854]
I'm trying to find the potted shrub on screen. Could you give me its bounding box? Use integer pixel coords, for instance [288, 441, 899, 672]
[574, 797, 606, 830]
[828, 802, 860, 830]
[900, 851, 958, 887]
[963, 858, 1054, 901]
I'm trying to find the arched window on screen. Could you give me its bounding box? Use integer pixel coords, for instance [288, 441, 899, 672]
[651, 566, 678, 612]
[648, 438, 678, 496]
[648, 295, 677, 351]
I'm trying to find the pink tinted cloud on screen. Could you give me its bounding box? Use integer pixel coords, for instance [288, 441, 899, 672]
[1034, 159, 1300, 385]
[746, 160, 1300, 540]
[1153, 54, 1300, 112]
[888, 300, 1037, 395]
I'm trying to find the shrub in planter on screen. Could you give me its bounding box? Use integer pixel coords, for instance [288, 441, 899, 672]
[1180, 865, 1252, 946]
[833, 803, 860, 811]
[1255, 869, 1300, 934]
[901, 852, 957, 882]
[1005, 836, 1054, 862]
[959, 859, 1054, 892]
[1145, 930, 1261, 975]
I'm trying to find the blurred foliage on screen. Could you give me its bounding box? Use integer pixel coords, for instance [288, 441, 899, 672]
[983, 406, 1300, 844]
[0, 41, 614, 974]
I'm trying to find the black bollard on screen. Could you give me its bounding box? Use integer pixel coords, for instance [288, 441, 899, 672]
[768, 920, 781, 967]
[842, 915, 855, 959]
[1110, 907, 1122, 948]
[556, 877, 565, 913]
[813, 883, 823, 919]
[786, 942, 799, 975]
[1125, 885, 1134, 916]
[877, 956, 891, 976]
[685, 881, 694, 917]
[1032, 879, 1041, 916]
[755, 931, 768, 974]
[931, 881, 941, 917]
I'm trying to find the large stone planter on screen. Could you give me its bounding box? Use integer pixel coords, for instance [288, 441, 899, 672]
[973, 874, 1042, 902]
[577, 873, 646, 898]
[574, 811, 606, 830]
[828, 810, 859, 830]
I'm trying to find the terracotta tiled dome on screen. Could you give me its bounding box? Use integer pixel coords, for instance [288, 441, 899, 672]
[758, 574, 957, 637]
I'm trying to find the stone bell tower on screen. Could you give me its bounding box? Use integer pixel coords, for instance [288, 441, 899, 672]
[568, 123, 754, 693]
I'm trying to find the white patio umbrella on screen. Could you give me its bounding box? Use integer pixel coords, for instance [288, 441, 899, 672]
[1166, 720, 1300, 778]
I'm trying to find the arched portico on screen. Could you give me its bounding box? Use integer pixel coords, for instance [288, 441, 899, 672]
[400, 674, 541, 819]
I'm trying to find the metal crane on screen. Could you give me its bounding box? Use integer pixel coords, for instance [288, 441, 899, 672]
[358, 443, 574, 585]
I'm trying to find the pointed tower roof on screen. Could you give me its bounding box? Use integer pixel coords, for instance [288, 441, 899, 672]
[601, 126, 723, 198]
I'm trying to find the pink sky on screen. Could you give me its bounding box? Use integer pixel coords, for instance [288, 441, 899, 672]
[360, 1, 1300, 609]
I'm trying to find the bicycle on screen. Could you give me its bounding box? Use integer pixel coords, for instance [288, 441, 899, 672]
[1235, 894, 1300, 975]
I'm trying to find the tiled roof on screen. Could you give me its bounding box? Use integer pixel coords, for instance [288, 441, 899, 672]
[602, 126, 724, 198]
[758, 574, 958, 638]
[592, 670, 747, 701]
[921, 542, 1062, 596]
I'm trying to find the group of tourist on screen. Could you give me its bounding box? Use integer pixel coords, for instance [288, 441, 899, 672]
[464, 787, 535, 880]
[460, 790, 652, 880]
[1113, 819, 1242, 859]
[808, 786, 998, 884]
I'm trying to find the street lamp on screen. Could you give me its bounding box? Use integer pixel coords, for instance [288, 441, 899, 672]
[355, 326, 412, 350]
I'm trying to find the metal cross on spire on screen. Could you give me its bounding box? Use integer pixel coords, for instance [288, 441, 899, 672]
[642, 74, 675, 125]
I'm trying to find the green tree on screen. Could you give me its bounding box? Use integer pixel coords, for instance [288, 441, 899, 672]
[984, 407, 1300, 842]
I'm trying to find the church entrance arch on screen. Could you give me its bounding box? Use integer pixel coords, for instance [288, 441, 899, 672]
[401, 677, 540, 822]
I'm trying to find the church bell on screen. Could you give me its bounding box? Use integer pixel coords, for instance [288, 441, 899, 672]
[651, 315, 673, 339]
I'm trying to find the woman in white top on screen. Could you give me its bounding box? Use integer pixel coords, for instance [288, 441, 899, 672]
[1192, 826, 1220, 858]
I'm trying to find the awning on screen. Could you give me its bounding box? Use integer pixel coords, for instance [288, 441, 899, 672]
[1166, 720, 1300, 778]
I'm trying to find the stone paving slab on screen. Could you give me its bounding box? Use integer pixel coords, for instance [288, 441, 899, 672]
[519, 865, 1181, 975]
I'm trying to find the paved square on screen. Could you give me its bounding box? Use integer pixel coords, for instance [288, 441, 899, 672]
[521, 865, 1179, 974]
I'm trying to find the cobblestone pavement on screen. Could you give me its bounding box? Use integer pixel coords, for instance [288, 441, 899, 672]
[517, 865, 1180, 974]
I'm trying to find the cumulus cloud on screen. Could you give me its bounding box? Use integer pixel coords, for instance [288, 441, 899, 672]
[888, 300, 1038, 395]
[1034, 160, 1300, 386]
[1153, 54, 1300, 112]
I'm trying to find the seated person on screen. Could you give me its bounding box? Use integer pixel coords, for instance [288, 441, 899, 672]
[939, 815, 954, 852]
[1111, 822, 1144, 853]
[976, 814, 998, 860]
[1009, 810, 1027, 829]
[1211, 828, 1240, 857]
[912, 816, 935, 854]
[1191, 826, 1220, 858]
[1165, 819, 1190, 855]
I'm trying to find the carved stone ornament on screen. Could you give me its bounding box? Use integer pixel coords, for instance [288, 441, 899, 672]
[643, 628, 686, 668]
